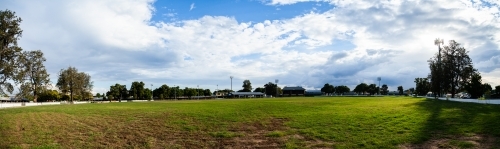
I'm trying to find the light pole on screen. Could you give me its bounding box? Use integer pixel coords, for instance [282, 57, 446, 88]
[275, 79, 279, 98]
[435, 38, 444, 98]
[377, 77, 381, 95]
[230, 76, 233, 92]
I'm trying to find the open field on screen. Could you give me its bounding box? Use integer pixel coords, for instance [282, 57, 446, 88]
[1, 97, 500, 148]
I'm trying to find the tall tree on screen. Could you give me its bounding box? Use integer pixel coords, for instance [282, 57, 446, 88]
[321, 83, 335, 95]
[380, 84, 389, 95]
[495, 85, 500, 95]
[264, 82, 282, 96]
[353, 83, 368, 95]
[367, 84, 378, 95]
[397, 86, 404, 95]
[109, 83, 127, 102]
[429, 40, 476, 98]
[241, 80, 252, 92]
[0, 10, 24, 95]
[129, 81, 145, 100]
[56, 67, 92, 102]
[16, 50, 51, 102]
[153, 84, 170, 99]
[414, 78, 430, 96]
[465, 72, 483, 99]
[335, 85, 350, 95]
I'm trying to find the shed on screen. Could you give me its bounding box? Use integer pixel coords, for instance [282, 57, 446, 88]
[282, 86, 306, 96]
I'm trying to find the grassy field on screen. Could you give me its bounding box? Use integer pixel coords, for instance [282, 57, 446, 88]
[1, 97, 500, 148]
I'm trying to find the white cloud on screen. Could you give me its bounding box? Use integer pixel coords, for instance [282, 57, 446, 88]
[1, 0, 500, 94]
[190, 3, 195, 11]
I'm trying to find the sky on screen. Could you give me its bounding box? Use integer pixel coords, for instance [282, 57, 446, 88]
[1, 0, 500, 94]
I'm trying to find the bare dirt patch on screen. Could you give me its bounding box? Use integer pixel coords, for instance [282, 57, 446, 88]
[400, 134, 498, 149]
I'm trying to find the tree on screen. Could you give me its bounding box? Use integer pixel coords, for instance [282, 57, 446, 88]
[96, 93, 101, 98]
[253, 87, 265, 93]
[264, 82, 282, 96]
[239, 79, 252, 92]
[109, 83, 127, 102]
[321, 83, 335, 95]
[184, 87, 196, 99]
[56, 67, 92, 102]
[153, 84, 170, 99]
[465, 72, 483, 99]
[397, 86, 404, 95]
[129, 81, 145, 100]
[367, 84, 378, 95]
[335, 85, 350, 95]
[0, 10, 24, 95]
[429, 40, 477, 98]
[38, 90, 60, 102]
[495, 85, 500, 95]
[409, 88, 415, 95]
[353, 83, 368, 95]
[482, 83, 492, 93]
[380, 84, 389, 95]
[16, 50, 50, 102]
[414, 78, 430, 96]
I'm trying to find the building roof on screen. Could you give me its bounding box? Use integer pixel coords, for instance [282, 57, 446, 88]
[282, 86, 306, 91]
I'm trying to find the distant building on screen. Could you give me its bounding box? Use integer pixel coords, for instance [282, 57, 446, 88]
[305, 90, 322, 96]
[282, 86, 306, 96]
[228, 92, 265, 98]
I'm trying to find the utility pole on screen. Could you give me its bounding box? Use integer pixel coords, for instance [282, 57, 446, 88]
[275, 79, 279, 98]
[230, 76, 233, 92]
[377, 77, 381, 95]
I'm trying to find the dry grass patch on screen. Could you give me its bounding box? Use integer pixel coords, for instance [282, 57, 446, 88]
[400, 134, 497, 149]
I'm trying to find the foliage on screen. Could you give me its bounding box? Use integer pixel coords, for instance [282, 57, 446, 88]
[240, 80, 252, 92]
[428, 40, 477, 98]
[16, 50, 51, 102]
[414, 78, 430, 96]
[253, 87, 265, 93]
[0, 10, 24, 95]
[464, 72, 483, 99]
[367, 84, 378, 95]
[129, 81, 145, 100]
[334, 85, 350, 95]
[38, 90, 60, 102]
[321, 83, 334, 95]
[264, 82, 282, 96]
[109, 83, 127, 102]
[380, 84, 389, 95]
[397, 86, 404, 95]
[56, 66, 93, 102]
[353, 83, 368, 95]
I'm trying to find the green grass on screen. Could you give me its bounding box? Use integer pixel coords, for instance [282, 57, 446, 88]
[1, 97, 500, 148]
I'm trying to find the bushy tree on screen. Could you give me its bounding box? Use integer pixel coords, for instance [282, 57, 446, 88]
[367, 84, 378, 95]
[38, 90, 60, 102]
[16, 50, 51, 102]
[335, 85, 350, 95]
[353, 83, 368, 95]
[397, 86, 404, 95]
[253, 87, 265, 93]
[240, 80, 252, 92]
[129, 81, 145, 100]
[109, 83, 127, 102]
[380, 84, 389, 95]
[321, 83, 335, 95]
[56, 67, 93, 102]
[264, 82, 282, 96]
[428, 40, 477, 98]
[414, 78, 430, 96]
[0, 10, 24, 95]
[465, 72, 483, 99]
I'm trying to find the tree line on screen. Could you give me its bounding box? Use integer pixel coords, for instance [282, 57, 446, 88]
[1, 10, 93, 102]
